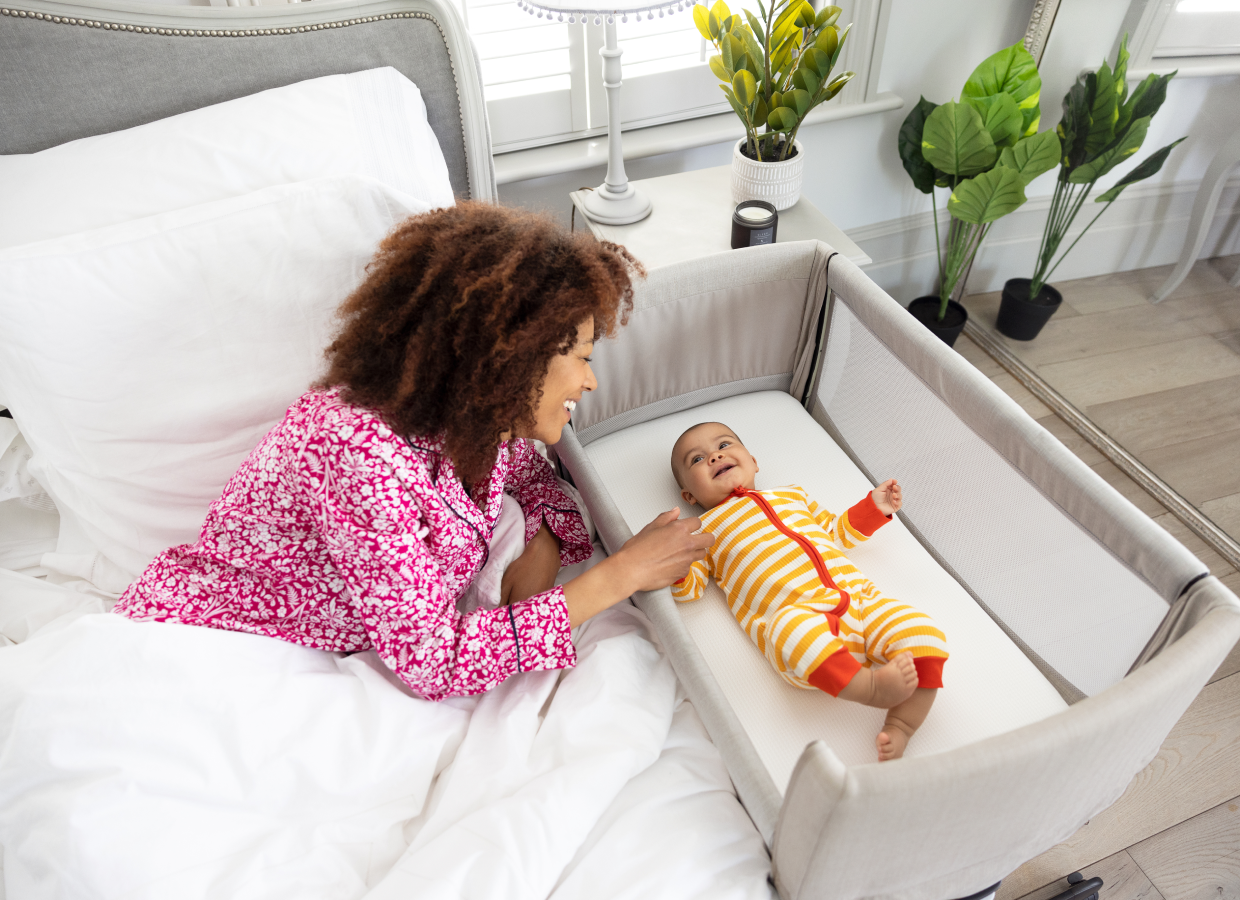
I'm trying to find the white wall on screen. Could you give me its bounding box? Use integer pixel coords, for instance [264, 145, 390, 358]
[499, 0, 1240, 303]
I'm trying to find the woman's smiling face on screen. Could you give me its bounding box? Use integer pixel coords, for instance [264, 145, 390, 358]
[523, 317, 597, 446]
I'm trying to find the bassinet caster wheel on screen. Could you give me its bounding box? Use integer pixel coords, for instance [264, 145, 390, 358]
[1045, 872, 1104, 900]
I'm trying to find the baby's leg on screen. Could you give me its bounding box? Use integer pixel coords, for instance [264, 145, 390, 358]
[877, 688, 937, 761]
[836, 652, 918, 708]
[854, 592, 948, 760]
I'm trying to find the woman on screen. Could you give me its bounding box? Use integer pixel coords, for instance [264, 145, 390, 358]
[112, 203, 712, 701]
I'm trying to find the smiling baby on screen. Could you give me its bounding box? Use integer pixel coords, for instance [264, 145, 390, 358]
[670, 422, 948, 761]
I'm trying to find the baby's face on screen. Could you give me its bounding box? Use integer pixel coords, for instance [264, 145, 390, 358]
[672, 423, 758, 510]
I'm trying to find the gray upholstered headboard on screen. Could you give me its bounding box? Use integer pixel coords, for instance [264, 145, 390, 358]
[0, 0, 496, 201]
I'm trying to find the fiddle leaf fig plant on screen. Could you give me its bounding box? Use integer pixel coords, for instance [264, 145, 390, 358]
[1028, 36, 1186, 298]
[897, 42, 1061, 321]
[695, 0, 856, 161]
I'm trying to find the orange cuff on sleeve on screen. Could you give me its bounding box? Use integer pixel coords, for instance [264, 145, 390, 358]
[847, 493, 892, 537]
[913, 656, 945, 690]
[806, 647, 863, 697]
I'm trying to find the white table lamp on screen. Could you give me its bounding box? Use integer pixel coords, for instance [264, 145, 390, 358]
[518, 0, 688, 224]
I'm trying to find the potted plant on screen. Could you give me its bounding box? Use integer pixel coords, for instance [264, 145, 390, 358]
[997, 36, 1186, 341]
[897, 42, 1061, 347]
[694, 0, 855, 210]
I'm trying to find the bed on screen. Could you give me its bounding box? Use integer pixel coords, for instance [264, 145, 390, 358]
[1, 1, 1239, 898]
[0, 3, 772, 898]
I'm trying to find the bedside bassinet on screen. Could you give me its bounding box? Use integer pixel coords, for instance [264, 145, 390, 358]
[553, 239, 1240, 900]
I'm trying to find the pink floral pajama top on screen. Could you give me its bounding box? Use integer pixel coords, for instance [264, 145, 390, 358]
[113, 388, 593, 700]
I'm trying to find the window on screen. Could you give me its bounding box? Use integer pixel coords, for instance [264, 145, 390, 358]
[1155, 0, 1240, 56]
[461, 0, 587, 148]
[1120, 0, 1240, 74]
[464, 0, 890, 152]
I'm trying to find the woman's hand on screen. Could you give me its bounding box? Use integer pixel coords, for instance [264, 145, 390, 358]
[501, 522, 562, 606]
[561, 509, 714, 627]
[613, 509, 714, 592]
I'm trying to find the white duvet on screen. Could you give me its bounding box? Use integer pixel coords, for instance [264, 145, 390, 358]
[0, 575, 773, 900]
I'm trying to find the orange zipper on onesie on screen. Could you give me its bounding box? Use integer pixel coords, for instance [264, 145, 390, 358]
[727, 486, 850, 635]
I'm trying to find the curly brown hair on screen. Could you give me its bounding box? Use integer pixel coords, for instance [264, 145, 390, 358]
[321, 202, 641, 485]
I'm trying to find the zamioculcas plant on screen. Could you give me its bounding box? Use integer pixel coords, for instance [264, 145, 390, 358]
[695, 0, 855, 162]
[898, 42, 1061, 329]
[1028, 36, 1185, 299]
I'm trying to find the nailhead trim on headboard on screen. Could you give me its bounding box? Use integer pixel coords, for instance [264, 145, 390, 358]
[0, 7, 434, 36]
[1, 5, 481, 199]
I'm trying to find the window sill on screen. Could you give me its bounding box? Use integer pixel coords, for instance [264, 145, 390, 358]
[493, 91, 904, 186]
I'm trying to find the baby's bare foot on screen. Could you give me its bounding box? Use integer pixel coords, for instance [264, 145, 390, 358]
[876, 725, 910, 761]
[868, 653, 918, 709]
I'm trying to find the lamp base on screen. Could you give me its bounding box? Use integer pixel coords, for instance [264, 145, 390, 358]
[579, 181, 652, 226]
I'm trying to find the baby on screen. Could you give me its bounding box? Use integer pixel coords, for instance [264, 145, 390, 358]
[670, 422, 948, 761]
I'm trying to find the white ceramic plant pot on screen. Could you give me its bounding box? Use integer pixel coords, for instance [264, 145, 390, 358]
[730, 138, 805, 210]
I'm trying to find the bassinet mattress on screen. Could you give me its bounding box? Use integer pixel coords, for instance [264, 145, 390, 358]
[583, 391, 1069, 788]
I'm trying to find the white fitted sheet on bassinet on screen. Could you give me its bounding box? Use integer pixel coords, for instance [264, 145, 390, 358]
[583, 391, 1069, 788]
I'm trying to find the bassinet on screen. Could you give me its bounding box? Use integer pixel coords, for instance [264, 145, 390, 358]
[553, 240, 1240, 900]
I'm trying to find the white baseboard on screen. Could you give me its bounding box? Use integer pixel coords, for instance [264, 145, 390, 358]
[846, 176, 1240, 304]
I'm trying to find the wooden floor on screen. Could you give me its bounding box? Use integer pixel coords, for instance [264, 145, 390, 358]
[954, 255, 1240, 900]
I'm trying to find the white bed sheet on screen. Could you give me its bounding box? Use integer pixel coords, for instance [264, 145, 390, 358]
[583, 391, 1070, 786]
[0, 421, 57, 574]
[0, 563, 774, 900]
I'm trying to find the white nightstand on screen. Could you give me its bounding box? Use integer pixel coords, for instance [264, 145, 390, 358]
[569, 164, 871, 269]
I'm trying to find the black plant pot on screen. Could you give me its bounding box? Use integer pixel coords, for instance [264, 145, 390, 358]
[908, 296, 968, 347]
[996, 278, 1063, 341]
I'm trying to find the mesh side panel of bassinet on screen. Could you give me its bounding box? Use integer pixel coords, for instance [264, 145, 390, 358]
[812, 299, 1169, 699]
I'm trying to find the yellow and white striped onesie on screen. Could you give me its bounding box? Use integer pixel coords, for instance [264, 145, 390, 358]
[672, 486, 948, 695]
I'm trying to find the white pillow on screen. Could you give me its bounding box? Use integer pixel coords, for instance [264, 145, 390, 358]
[0, 67, 454, 249]
[0, 175, 428, 578]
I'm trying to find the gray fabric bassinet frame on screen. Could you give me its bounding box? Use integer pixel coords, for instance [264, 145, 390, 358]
[0, 0, 497, 203]
[554, 240, 1240, 900]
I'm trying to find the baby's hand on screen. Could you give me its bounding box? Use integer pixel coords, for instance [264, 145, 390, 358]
[872, 478, 902, 516]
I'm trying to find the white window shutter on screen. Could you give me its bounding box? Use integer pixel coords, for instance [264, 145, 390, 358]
[1156, 0, 1240, 57]
[470, 0, 588, 149]
[474, 0, 887, 151]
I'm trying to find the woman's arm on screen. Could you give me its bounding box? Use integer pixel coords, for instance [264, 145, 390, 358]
[504, 439, 592, 566]
[500, 521, 562, 607]
[303, 413, 577, 700]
